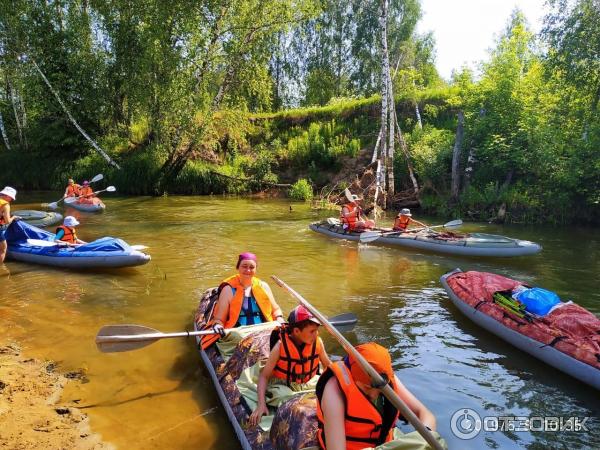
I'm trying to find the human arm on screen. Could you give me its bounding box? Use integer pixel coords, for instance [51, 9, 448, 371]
[318, 338, 332, 369]
[262, 282, 285, 324]
[54, 229, 65, 242]
[1, 204, 11, 224]
[248, 343, 280, 427]
[393, 375, 436, 431]
[210, 285, 233, 335]
[408, 218, 427, 229]
[320, 377, 347, 450]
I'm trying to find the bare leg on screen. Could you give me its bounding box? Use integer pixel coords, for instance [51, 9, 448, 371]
[0, 240, 7, 263]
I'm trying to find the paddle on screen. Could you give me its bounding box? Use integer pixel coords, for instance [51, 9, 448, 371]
[359, 219, 463, 244]
[46, 174, 104, 209]
[27, 239, 148, 252]
[271, 275, 445, 450]
[96, 312, 358, 354]
[64, 185, 116, 204]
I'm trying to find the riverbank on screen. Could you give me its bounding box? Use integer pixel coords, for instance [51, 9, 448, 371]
[0, 342, 112, 450]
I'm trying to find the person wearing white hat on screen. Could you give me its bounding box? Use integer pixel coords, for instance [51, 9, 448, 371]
[0, 186, 18, 263]
[55, 216, 86, 245]
[393, 208, 427, 232]
[340, 189, 376, 231]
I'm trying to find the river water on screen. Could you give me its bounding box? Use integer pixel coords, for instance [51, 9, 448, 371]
[1, 195, 598, 449]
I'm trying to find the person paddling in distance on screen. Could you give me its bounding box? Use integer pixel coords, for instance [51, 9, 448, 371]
[393, 208, 427, 233]
[0, 187, 19, 263]
[248, 305, 332, 427]
[201, 252, 286, 349]
[316, 342, 438, 450]
[55, 216, 86, 246]
[341, 191, 376, 232]
[62, 178, 81, 200]
[78, 180, 94, 204]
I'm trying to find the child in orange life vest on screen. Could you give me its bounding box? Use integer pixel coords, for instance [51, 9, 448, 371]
[393, 208, 427, 232]
[316, 342, 439, 450]
[78, 181, 94, 204]
[62, 178, 80, 199]
[248, 305, 332, 427]
[55, 216, 87, 246]
[341, 192, 376, 231]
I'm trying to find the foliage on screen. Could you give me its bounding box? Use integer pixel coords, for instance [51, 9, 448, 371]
[289, 178, 313, 201]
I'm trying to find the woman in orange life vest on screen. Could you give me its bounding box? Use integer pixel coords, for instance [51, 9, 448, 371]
[248, 305, 332, 427]
[202, 252, 286, 349]
[393, 208, 427, 233]
[341, 192, 376, 232]
[316, 342, 438, 450]
[62, 178, 80, 199]
[0, 186, 19, 263]
[55, 216, 87, 246]
[78, 180, 94, 204]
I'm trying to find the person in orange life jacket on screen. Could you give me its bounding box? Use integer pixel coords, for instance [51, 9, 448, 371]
[0, 187, 19, 263]
[316, 342, 437, 450]
[341, 192, 375, 231]
[248, 305, 332, 427]
[393, 208, 427, 232]
[78, 181, 94, 204]
[206, 252, 286, 346]
[55, 216, 86, 246]
[62, 178, 80, 199]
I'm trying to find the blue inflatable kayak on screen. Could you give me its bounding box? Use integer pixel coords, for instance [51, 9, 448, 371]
[5, 221, 150, 269]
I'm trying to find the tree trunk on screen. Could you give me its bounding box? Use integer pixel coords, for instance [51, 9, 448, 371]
[386, 73, 395, 195]
[371, 128, 382, 163]
[450, 111, 464, 201]
[31, 59, 121, 169]
[378, 0, 389, 199]
[8, 82, 24, 148]
[0, 110, 11, 150]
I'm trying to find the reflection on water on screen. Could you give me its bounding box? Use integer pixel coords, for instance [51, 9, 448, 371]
[1, 194, 598, 449]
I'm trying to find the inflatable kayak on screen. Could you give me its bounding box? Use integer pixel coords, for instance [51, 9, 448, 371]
[310, 218, 541, 257]
[13, 210, 62, 227]
[4, 220, 150, 269]
[194, 290, 441, 449]
[65, 197, 105, 212]
[440, 269, 600, 389]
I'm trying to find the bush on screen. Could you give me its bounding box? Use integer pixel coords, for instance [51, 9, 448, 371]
[289, 179, 313, 201]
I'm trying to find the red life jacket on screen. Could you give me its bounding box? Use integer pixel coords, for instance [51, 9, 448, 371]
[273, 328, 323, 385]
[316, 361, 401, 450]
[56, 225, 78, 244]
[200, 275, 274, 349]
[340, 203, 360, 230]
[393, 215, 411, 231]
[66, 184, 80, 197]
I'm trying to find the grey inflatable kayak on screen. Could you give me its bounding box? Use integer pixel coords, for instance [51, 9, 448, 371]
[13, 210, 63, 227]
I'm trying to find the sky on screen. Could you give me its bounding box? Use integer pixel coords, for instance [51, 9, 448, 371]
[416, 0, 547, 80]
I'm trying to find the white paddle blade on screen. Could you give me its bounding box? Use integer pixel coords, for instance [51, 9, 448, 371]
[130, 245, 149, 251]
[444, 219, 463, 228]
[359, 231, 382, 243]
[47, 202, 58, 209]
[27, 239, 59, 247]
[106, 186, 116, 192]
[90, 173, 104, 183]
[95, 324, 162, 353]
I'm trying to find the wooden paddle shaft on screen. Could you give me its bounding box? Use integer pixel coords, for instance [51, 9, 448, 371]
[271, 276, 444, 450]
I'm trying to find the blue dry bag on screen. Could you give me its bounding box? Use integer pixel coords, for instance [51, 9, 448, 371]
[514, 287, 561, 316]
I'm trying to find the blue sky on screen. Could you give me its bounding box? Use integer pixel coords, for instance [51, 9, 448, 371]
[417, 0, 547, 79]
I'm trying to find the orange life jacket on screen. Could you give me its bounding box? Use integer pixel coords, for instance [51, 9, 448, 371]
[340, 203, 360, 230]
[316, 361, 401, 450]
[79, 186, 93, 198]
[0, 198, 8, 225]
[393, 215, 411, 231]
[56, 225, 78, 244]
[66, 184, 80, 197]
[201, 275, 274, 349]
[273, 329, 323, 385]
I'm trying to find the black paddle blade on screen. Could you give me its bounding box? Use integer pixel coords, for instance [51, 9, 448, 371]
[328, 313, 358, 332]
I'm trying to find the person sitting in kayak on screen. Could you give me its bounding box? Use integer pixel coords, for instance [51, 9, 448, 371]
[248, 305, 332, 427]
[0, 186, 18, 263]
[62, 178, 80, 199]
[55, 216, 86, 246]
[78, 181, 95, 204]
[393, 208, 427, 232]
[341, 192, 375, 232]
[316, 342, 439, 450]
[201, 252, 286, 349]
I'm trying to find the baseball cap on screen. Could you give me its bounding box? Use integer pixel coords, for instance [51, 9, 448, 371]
[287, 305, 320, 325]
